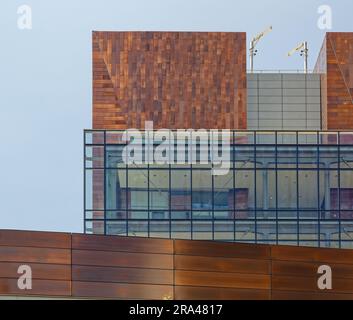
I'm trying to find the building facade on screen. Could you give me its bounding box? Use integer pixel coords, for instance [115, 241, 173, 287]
[85, 31, 353, 249]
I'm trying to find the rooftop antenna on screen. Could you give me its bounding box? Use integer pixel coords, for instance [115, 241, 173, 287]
[249, 26, 273, 73]
[287, 41, 309, 73]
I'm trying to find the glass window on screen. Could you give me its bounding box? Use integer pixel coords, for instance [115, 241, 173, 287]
[192, 170, 212, 209]
[149, 170, 169, 210]
[169, 171, 190, 216]
[277, 170, 297, 210]
[106, 169, 127, 210]
[85, 169, 104, 210]
[128, 169, 148, 210]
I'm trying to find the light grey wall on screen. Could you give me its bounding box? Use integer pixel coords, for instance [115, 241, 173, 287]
[247, 73, 322, 130]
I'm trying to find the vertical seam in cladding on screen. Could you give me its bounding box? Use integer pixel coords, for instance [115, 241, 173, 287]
[173, 239, 175, 300]
[103, 131, 107, 235]
[83, 132, 86, 234]
[269, 245, 272, 300]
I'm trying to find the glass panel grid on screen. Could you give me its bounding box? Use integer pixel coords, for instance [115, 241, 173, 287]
[84, 130, 353, 249]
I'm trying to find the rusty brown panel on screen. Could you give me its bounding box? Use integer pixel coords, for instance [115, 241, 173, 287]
[0, 230, 71, 249]
[0, 246, 71, 265]
[271, 245, 353, 264]
[72, 265, 173, 285]
[72, 249, 173, 269]
[72, 233, 173, 254]
[175, 286, 270, 300]
[0, 278, 71, 297]
[174, 239, 270, 260]
[92, 31, 247, 130]
[72, 281, 173, 300]
[272, 290, 353, 300]
[175, 255, 270, 274]
[317, 32, 353, 130]
[272, 260, 353, 279]
[175, 270, 270, 290]
[0, 262, 71, 281]
[272, 275, 353, 294]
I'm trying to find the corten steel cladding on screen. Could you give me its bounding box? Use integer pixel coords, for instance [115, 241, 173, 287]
[92, 31, 247, 130]
[315, 32, 353, 130]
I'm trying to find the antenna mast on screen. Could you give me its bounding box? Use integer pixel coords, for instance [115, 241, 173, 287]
[249, 26, 273, 73]
[288, 41, 309, 73]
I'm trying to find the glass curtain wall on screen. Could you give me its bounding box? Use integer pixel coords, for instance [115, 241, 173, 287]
[85, 130, 353, 248]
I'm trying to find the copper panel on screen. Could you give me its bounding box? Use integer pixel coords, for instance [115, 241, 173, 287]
[174, 239, 270, 259]
[0, 262, 71, 281]
[0, 230, 70, 249]
[271, 245, 353, 264]
[0, 278, 71, 297]
[272, 275, 353, 294]
[175, 255, 270, 274]
[72, 233, 173, 254]
[72, 249, 173, 269]
[1, 230, 353, 299]
[92, 31, 247, 130]
[272, 260, 353, 279]
[72, 282, 173, 300]
[0, 246, 71, 265]
[175, 286, 270, 300]
[72, 265, 173, 285]
[175, 270, 270, 290]
[314, 32, 353, 130]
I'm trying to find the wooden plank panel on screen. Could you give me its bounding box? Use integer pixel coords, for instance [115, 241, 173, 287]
[0, 246, 70, 265]
[272, 275, 353, 294]
[0, 230, 70, 249]
[175, 270, 270, 290]
[0, 278, 71, 297]
[175, 255, 270, 274]
[175, 286, 270, 300]
[72, 234, 173, 254]
[72, 265, 173, 285]
[272, 260, 353, 279]
[175, 240, 270, 259]
[271, 245, 353, 264]
[72, 281, 173, 300]
[0, 262, 71, 281]
[72, 249, 173, 269]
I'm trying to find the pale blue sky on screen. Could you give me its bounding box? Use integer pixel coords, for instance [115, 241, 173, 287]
[0, 0, 352, 232]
